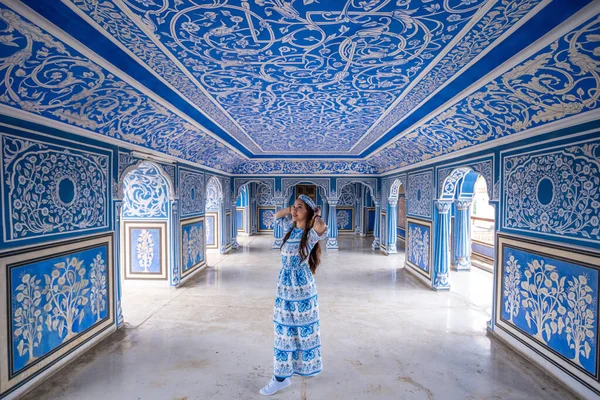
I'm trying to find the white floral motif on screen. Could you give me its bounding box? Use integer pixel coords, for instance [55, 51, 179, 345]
[338, 185, 356, 207]
[520, 259, 565, 343]
[503, 143, 600, 241]
[179, 169, 204, 216]
[183, 223, 204, 270]
[89, 254, 107, 322]
[408, 224, 429, 270]
[206, 176, 222, 211]
[336, 210, 351, 229]
[136, 230, 155, 273]
[123, 163, 169, 218]
[13, 274, 44, 366]
[407, 171, 433, 218]
[0, 8, 243, 172]
[371, 15, 600, 172]
[504, 255, 521, 323]
[559, 275, 596, 367]
[262, 210, 276, 229]
[3, 135, 108, 241]
[43, 257, 90, 342]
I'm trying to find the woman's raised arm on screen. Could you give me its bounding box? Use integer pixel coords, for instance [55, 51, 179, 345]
[274, 206, 291, 219]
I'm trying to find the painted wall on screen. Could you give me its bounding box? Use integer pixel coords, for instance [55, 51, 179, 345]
[381, 126, 600, 398]
[0, 117, 223, 398]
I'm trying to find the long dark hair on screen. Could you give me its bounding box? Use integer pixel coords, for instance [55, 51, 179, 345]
[280, 201, 322, 274]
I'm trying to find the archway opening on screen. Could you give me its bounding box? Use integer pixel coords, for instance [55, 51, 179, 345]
[445, 169, 496, 315]
[205, 176, 224, 265]
[119, 161, 173, 327]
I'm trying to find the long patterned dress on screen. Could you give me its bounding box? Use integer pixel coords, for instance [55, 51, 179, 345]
[272, 215, 327, 378]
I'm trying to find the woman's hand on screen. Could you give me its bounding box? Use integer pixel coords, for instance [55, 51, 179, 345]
[312, 206, 326, 235]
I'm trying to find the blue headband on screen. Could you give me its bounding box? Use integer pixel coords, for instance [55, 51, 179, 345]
[298, 194, 317, 211]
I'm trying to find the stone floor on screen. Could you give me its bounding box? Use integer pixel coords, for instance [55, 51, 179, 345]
[23, 235, 576, 400]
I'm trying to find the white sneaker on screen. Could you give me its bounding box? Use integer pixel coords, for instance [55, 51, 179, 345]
[259, 376, 291, 396]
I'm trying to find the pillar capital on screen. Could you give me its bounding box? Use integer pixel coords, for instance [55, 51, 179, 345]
[388, 198, 398, 207]
[435, 200, 452, 214]
[328, 199, 339, 206]
[455, 199, 472, 210]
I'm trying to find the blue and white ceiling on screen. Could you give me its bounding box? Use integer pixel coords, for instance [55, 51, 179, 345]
[0, 0, 597, 174]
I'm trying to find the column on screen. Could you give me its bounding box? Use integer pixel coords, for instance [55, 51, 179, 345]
[250, 195, 257, 235]
[354, 197, 361, 235]
[371, 201, 381, 250]
[170, 199, 181, 286]
[433, 200, 452, 291]
[231, 194, 239, 249]
[452, 199, 472, 271]
[219, 200, 228, 254]
[273, 198, 285, 249]
[387, 198, 398, 254]
[114, 200, 124, 327]
[326, 199, 339, 250]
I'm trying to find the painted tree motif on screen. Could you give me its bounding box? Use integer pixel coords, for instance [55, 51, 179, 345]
[558, 275, 596, 366]
[13, 274, 44, 365]
[408, 225, 429, 269]
[263, 210, 275, 229]
[136, 229, 154, 272]
[520, 260, 566, 343]
[337, 210, 350, 229]
[504, 255, 521, 323]
[89, 253, 107, 322]
[183, 230, 190, 266]
[43, 257, 90, 342]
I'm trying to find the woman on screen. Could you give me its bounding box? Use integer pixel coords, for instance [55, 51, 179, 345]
[260, 194, 328, 396]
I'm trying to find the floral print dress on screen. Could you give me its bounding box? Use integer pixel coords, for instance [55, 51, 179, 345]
[272, 215, 327, 378]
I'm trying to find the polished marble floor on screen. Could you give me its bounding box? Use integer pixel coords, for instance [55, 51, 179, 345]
[23, 235, 576, 400]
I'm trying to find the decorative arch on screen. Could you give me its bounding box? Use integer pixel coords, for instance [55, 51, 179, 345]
[336, 177, 377, 202]
[118, 160, 176, 201]
[206, 175, 224, 210]
[282, 178, 330, 200]
[234, 178, 276, 200]
[437, 158, 493, 200]
[386, 174, 407, 201]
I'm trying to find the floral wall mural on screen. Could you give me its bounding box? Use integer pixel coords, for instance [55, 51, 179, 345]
[498, 238, 598, 378]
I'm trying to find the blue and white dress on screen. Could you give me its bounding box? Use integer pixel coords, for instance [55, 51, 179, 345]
[272, 215, 327, 378]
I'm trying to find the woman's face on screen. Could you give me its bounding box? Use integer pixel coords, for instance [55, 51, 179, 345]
[291, 199, 310, 223]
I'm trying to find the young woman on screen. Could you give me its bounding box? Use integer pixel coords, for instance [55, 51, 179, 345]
[260, 194, 328, 396]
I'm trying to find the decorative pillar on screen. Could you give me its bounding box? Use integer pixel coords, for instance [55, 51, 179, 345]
[327, 199, 339, 250]
[354, 196, 361, 235]
[273, 198, 285, 249]
[114, 200, 124, 327]
[452, 199, 472, 271]
[231, 194, 239, 249]
[170, 199, 181, 286]
[387, 198, 398, 254]
[371, 201, 381, 250]
[250, 195, 257, 235]
[219, 200, 227, 254]
[433, 200, 452, 290]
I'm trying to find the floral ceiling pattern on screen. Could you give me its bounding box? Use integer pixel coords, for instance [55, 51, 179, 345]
[0, 1, 597, 174]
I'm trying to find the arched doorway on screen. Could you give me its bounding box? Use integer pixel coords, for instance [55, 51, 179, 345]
[205, 176, 224, 261]
[336, 180, 378, 250]
[119, 161, 175, 326]
[433, 167, 496, 291]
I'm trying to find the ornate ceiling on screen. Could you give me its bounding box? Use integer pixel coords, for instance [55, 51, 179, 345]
[0, 0, 597, 174]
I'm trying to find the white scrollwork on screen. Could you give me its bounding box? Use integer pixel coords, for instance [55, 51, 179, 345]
[503, 142, 600, 241]
[2, 134, 108, 242]
[136, 229, 154, 273]
[206, 176, 223, 211]
[180, 169, 204, 216]
[408, 223, 429, 271]
[123, 162, 169, 218]
[338, 185, 356, 207]
[407, 170, 433, 218]
[0, 7, 244, 172]
[371, 14, 600, 172]
[336, 209, 351, 229]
